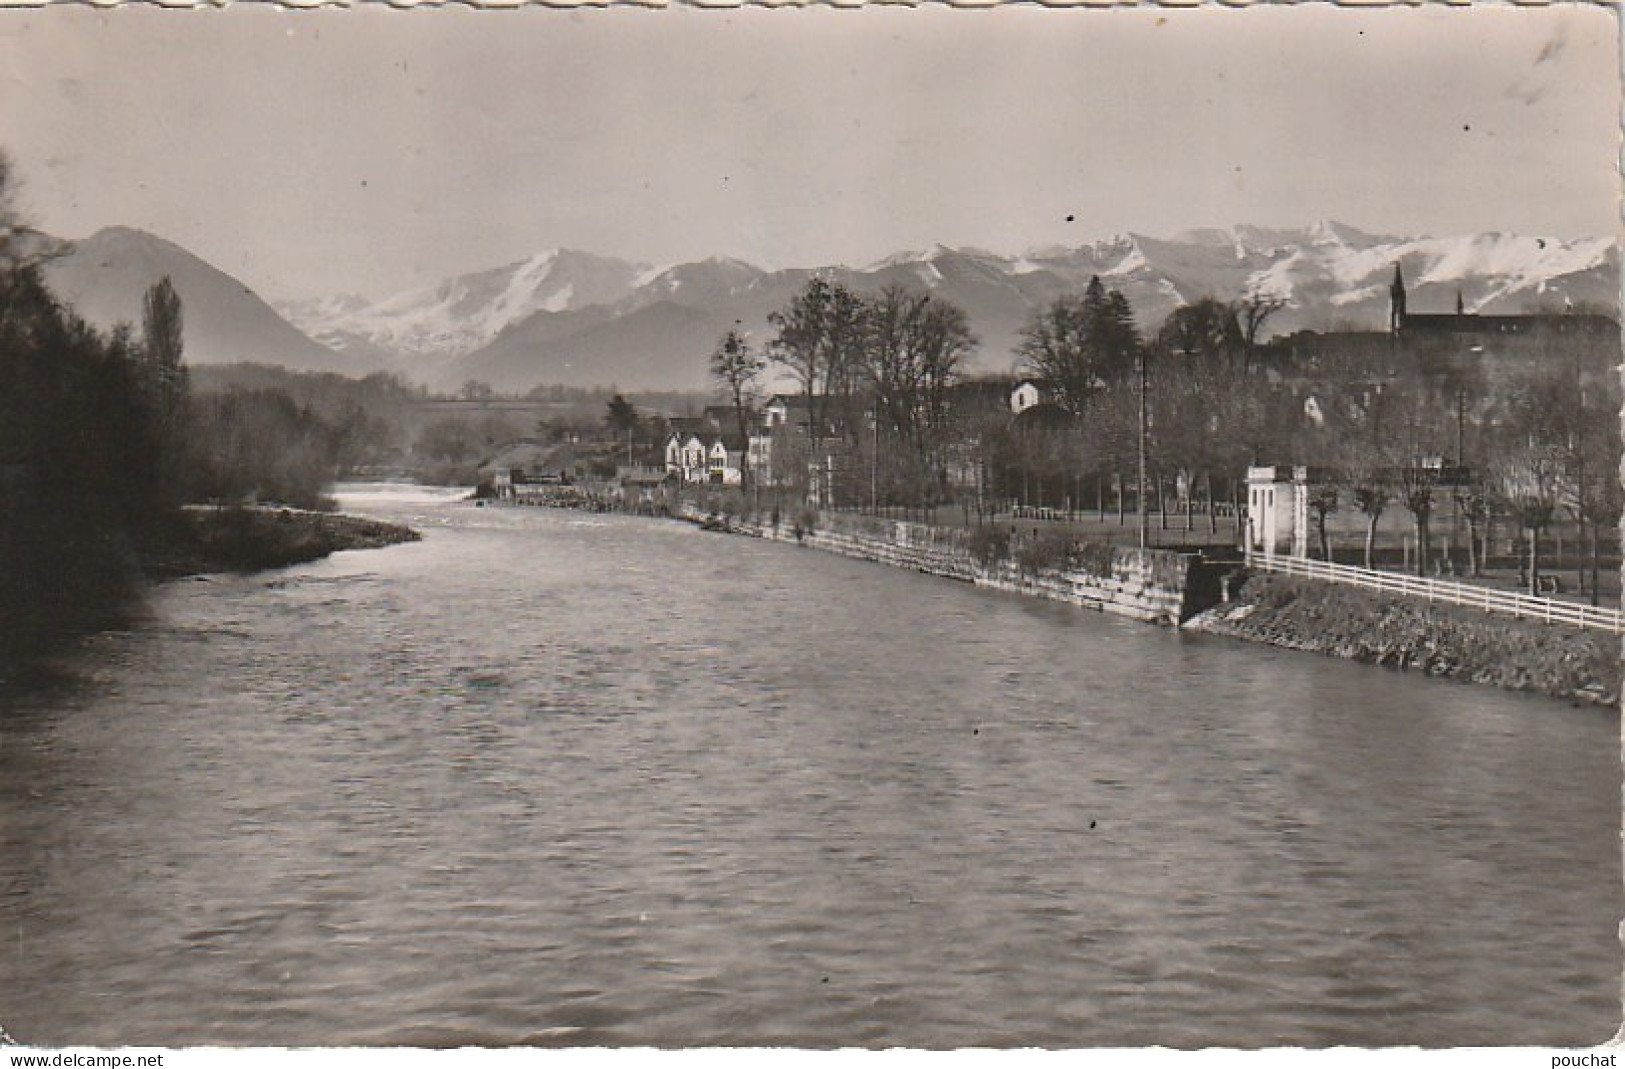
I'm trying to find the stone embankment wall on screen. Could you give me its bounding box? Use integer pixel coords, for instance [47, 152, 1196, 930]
[1188, 572, 1621, 707]
[678, 504, 1203, 627]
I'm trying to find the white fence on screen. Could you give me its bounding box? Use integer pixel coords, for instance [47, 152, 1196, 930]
[1245, 550, 1624, 634]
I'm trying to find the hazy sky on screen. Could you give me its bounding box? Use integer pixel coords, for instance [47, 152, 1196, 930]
[0, 3, 1616, 302]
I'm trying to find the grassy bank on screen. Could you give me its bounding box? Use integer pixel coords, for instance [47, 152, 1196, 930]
[152, 506, 421, 576]
[1189, 572, 1620, 707]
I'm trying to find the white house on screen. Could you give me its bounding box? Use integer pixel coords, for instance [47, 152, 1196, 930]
[665, 429, 746, 486]
[706, 435, 747, 486]
[1010, 380, 1057, 415]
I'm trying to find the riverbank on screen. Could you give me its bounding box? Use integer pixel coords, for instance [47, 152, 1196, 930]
[2, 506, 419, 686]
[663, 496, 1618, 709]
[493, 491, 1619, 709]
[1187, 572, 1620, 707]
[670, 501, 1217, 626]
[151, 506, 421, 577]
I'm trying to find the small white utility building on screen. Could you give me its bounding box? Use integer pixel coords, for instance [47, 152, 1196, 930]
[1246, 465, 1309, 559]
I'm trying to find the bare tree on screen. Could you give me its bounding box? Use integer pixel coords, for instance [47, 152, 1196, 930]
[0, 151, 69, 275]
[1387, 397, 1451, 577]
[1397, 461, 1442, 577]
[709, 325, 765, 489]
[1492, 441, 1564, 596]
[1237, 284, 1289, 362]
[863, 285, 976, 504]
[1343, 444, 1393, 570]
[1300, 481, 1337, 561]
[768, 275, 867, 459]
[1488, 364, 1605, 595]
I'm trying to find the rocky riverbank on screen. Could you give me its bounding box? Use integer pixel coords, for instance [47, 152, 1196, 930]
[152, 506, 421, 576]
[1188, 572, 1620, 707]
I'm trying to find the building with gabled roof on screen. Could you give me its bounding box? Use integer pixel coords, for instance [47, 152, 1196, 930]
[665, 426, 749, 486]
[1389, 262, 1617, 340]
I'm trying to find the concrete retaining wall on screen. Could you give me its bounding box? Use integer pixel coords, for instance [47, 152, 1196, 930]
[679, 504, 1199, 627]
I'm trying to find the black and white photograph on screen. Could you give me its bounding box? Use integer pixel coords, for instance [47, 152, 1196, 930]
[0, 1, 1619, 1053]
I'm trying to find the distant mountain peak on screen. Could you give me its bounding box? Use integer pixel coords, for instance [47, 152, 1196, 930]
[272, 223, 1616, 392]
[865, 248, 933, 271]
[43, 226, 358, 374]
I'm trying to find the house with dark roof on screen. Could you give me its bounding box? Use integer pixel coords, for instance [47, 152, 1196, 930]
[664, 424, 749, 486]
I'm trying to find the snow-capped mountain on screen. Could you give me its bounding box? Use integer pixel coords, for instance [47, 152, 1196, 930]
[40, 222, 1611, 392]
[1009, 223, 1617, 336]
[278, 223, 1617, 391]
[42, 227, 359, 374]
[277, 249, 650, 377]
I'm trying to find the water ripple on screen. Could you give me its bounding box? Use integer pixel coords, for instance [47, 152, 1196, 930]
[0, 492, 1616, 1047]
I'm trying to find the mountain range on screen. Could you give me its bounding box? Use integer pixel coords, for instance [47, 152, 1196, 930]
[39, 223, 1619, 393]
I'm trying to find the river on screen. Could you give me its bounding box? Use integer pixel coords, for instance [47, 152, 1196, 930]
[0, 484, 1618, 1047]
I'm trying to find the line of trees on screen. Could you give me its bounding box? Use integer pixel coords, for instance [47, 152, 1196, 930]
[725, 265, 1619, 604]
[991, 278, 1301, 525]
[1002, 274, 1620, 598]
[1291, 341, 1620, 596]
[705, 276, 979, 507]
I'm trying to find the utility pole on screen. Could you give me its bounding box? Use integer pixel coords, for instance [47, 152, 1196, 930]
[1138, 344, 1149, 550]
[1576, 360, 1598, 607]
[871, 408, 878, 516]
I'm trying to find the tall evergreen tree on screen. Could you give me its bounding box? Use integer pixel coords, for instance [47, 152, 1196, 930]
[140, 276, 190, 511]
[1017, 276, 1140, 414]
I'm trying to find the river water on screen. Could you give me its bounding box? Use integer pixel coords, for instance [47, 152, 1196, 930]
[0, 484, 1618, 1048]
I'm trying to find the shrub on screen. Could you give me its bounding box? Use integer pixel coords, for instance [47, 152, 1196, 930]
[965, 524, 1011, 567]
[1014, 529, 1074, 576]
[1069, 539, 1117, 578]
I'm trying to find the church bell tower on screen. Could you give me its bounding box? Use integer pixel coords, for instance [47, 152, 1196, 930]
[1388, 262, 1407, 335]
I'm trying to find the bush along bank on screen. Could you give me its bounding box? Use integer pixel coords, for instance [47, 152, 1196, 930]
[150, 506, 421, 576]
[1187, 572, 1620, 707]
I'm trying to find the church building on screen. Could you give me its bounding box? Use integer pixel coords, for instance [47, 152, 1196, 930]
[1388, 262, 1616, 341]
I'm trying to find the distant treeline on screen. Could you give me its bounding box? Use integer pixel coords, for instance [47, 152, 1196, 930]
[192, 363, 721, 487]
